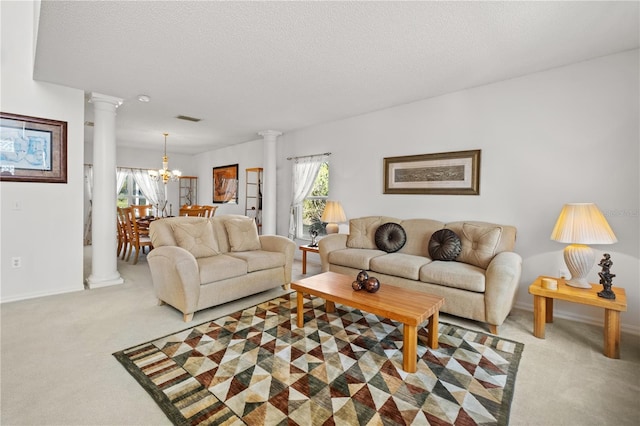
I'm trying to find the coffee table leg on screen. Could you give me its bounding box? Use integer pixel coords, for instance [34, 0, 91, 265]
[403, 324, 417, 373]
[296, 291, 304, 327]
[604, 309, 621, 359]
[325, 300, 335, 313]
[427, 311, 439, 349]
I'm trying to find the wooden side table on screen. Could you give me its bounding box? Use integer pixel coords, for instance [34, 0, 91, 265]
[299, 245, 319, 275]
[528, 275, 627, 358]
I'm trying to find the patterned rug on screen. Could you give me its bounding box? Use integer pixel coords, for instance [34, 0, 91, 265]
[114, 293, 523, 426]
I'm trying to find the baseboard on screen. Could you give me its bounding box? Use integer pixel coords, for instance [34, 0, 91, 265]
[513, 301, 640, 336]
[0, 286, 83, 304]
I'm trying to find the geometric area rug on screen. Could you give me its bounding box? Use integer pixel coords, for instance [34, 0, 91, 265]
[113, 292, 523, 426]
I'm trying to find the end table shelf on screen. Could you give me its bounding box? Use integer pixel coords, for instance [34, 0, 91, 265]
[528, 275, 627, 358]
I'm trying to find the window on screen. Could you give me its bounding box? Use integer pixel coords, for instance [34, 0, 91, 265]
[117, 173, 147, 207]
[300, 162, 329, 239]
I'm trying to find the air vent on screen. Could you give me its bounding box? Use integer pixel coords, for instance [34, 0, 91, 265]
[176, 115, 201, 122]
[84, 121, 94, 127]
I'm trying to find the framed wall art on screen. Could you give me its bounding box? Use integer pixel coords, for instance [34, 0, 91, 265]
[212, 163, 239, 203]
[384, 149, 481, 195]
[0, 112, 68, 183]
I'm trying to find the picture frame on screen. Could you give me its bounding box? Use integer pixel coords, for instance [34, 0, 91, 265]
[0, 112, 68, 183]
[384, 149, 481, 195]
[212, 164, 239, 203]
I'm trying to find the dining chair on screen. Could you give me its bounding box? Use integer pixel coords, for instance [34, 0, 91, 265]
[116, 207, 130, 259]
[202, 205, 218, 217]
[122, 206, 153, 264]
[180, 205, 207, 217]
[130, 204, 153, 218]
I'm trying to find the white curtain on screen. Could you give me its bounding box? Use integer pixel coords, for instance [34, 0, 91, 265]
[131, 169, 165, 215]
[83, 166, 128, 245]
[83, 165, 94, 245]
[288, 154, 328, 239]
[116, 168, 128, 196]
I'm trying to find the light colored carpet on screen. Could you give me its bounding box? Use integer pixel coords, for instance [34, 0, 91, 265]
[1, 247, 638, 425]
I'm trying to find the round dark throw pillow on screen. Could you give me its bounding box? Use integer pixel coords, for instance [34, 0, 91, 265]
[375, 223, 407, 253]
[428, 229, 462, 261]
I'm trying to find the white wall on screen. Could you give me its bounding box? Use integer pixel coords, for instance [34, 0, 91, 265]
[1, 1, 86, 302]
[276, 50, 640, 333]
[194, 138, 264, 216]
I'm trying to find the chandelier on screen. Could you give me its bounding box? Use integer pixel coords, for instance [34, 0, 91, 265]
[149, 132, 182, 184]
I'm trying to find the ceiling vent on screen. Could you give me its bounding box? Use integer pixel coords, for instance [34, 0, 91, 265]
[176, 115, 201, 123]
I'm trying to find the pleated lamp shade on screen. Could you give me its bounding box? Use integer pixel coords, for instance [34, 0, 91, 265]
[321, 201, 346, 234]
[550, 203, 617, 244]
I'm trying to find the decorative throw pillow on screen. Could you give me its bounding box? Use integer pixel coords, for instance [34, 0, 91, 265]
[456, 223, 502, 269]
[224, 217, 261, 252]
[346, 217, 385, 249]
[428, 229, 462, 261]
[375, 223, 407, 253]
[174, 221, 219, 258]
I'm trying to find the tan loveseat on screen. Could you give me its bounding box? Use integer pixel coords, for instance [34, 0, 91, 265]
[319, 216, 522, 334]
[148, 215, 295, 321]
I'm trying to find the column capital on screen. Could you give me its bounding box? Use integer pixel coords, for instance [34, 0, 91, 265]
[258, 130, 282, 140]
[89, 92, 123, 108]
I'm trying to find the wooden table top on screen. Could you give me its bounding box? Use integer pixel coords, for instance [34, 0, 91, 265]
[291, 271, 444, 326]
[528, 275, 627, 311]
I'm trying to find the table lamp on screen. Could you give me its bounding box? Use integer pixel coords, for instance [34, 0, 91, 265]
[550, 203, 617, 288]
[321, 201, 346, 234]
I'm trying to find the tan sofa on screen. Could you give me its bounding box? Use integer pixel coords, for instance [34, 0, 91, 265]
[148, 215, 295, 321]
[319, 216, 522, 334]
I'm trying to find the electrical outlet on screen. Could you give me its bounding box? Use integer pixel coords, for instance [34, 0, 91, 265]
[11, 257, 21, 268]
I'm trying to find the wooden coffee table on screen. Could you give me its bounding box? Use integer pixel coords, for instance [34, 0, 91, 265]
[291, 271, 445, 373]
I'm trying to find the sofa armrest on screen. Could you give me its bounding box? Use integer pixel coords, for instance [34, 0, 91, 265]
[259, 235, 296, 283]
[484, 251, 523, 326]
[147, 246, 201, 316]
[318, 234, 348, 272]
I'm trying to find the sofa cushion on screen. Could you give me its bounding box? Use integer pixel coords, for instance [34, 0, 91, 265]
[173, 221, 219, 258]
[224, 217, 261, 252]
[328, 248, 386, 270]
[397, 219, 445, 257]
[453, 223, 503, 269]
[428, 229, 461, 261]
[375, 223, 407, 253]
[228, 250, 286, 273]
[347, 217, 398, 249]
[370, 253, 431, 281]
[420, 261, 486, 292]
[197, 254, 248, 284]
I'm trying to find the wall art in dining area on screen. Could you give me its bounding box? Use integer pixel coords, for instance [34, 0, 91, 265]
[212, 163, 238, 203]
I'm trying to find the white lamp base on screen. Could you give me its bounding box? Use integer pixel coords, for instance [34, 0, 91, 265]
[563, 244, 594, 289]
[325, 223, 339, 234]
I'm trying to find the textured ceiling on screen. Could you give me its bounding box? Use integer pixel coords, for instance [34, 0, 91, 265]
[33, 1, 639, 155]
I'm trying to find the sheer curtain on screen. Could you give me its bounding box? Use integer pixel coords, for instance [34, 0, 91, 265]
[83, 165, 94, 245]
[131, 169, 165, 215]
[116, 168, 128, 196]
[288, 154, 328, 239]
[83, 166, 129, 245]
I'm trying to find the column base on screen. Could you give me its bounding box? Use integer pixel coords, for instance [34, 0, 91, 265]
[86, 273, 124, 289]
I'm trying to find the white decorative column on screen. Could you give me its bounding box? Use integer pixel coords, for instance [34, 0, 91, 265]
[87, 93, 124, 288]
[258, 130, 282, 235]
